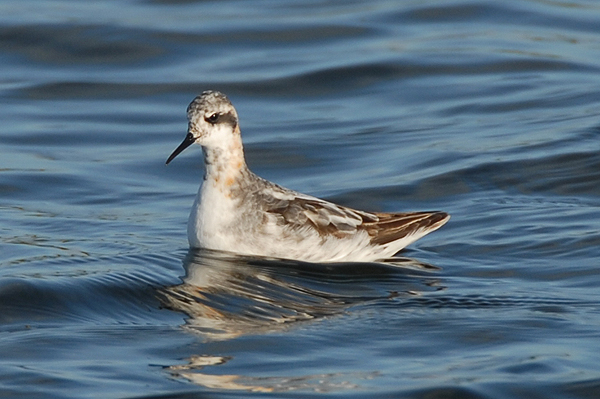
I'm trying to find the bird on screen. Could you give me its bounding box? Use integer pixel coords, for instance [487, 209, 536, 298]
[166, 91, 449, 263]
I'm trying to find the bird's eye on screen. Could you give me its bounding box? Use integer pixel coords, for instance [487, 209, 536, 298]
[205, 113, 219, 124]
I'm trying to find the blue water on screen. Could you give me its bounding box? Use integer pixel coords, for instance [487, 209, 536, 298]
[2, 0, 600, 398]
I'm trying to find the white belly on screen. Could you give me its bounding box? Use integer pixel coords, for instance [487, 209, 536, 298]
[188, 191, 393, 262]
[187, 181, 405, 262]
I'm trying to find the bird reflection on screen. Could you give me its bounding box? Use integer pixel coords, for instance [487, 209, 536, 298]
[158, 249, 444, 391]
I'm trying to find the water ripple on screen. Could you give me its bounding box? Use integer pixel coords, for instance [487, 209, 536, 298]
[2, 0, 600, 397]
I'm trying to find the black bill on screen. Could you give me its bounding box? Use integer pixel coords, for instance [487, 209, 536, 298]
[166, 132, 196, 165]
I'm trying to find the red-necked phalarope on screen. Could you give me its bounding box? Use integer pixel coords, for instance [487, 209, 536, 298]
[166, 91, 449, 262]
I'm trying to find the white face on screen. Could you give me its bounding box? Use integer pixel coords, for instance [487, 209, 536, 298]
[166, 91, 239, 164]
[187, 91, 239, 145]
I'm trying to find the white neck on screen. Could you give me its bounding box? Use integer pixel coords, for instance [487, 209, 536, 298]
[201, 126, 247, 188]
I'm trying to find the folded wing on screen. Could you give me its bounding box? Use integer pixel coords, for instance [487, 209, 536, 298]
[265, 192, 449, 245]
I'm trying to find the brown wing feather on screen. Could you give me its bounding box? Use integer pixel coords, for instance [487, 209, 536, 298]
[265, 196, 375, 238]
[265, 191, 448, 245]
[364, 211, 450, 245]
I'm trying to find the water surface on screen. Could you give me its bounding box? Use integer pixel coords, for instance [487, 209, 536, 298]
[2, 0, 600, 398]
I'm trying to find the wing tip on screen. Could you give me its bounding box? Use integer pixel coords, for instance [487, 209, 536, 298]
[369, 210, 450, 246]
[430, 211, 450, 229]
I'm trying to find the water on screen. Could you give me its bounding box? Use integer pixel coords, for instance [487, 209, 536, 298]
[2, 0, 600, 398]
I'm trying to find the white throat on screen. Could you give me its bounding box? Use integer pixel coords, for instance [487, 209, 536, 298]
[200, 125, 247, 188]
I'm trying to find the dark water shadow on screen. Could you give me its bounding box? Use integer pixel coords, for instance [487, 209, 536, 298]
[157, 249, 444, 392]
[158, 249, 443, 341]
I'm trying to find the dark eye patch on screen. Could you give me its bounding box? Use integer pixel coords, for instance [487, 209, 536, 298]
[205, 111, 238, 127]
[205, 113, 219, 124]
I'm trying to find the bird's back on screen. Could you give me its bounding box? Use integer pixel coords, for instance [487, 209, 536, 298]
[190, 171, 449, 262]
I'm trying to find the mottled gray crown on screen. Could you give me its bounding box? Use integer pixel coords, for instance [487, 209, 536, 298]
[187, 91, 234, 120]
